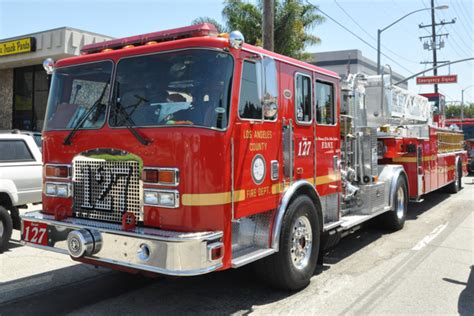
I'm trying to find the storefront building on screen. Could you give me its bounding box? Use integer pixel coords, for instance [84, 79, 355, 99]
[0, 27, 113, 131]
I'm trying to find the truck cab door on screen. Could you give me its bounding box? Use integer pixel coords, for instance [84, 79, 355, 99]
[232, 54, 281, 219]
[313, 76, 341, 223]
[292, 71, 315, 184]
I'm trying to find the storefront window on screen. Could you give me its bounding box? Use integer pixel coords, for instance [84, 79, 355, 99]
[13, 65, 49, 131]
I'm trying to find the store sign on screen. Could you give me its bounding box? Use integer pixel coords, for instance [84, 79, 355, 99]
[416, 75, 458, 85]
[0, 37, 36, 57]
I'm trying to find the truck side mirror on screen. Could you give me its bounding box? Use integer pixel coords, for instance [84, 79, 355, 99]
[262, 93, 277, 120]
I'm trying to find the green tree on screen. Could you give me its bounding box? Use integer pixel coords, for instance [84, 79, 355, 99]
[446, 103, 474, 118]
[193, 0, 325, 60]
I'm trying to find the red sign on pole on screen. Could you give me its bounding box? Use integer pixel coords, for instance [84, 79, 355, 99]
[416, 75, 458, 85]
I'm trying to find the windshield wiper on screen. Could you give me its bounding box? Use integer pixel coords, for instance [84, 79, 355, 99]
[63, 84, 108, 145]
[113, 84, 151, 146]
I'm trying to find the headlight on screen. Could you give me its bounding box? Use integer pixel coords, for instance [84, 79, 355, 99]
[45, 182, 70, 198]
[144, 189, 179, 208]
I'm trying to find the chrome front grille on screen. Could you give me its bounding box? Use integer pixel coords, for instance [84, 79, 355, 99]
[73, 159, 142, 223]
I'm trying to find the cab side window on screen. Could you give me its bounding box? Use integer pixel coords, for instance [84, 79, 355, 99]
[295, 74, 312, 123]
[239, 61, 262, 119]
[315, 81, 335, 125]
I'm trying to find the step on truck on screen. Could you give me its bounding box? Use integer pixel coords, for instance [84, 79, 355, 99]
[21, 24, 467, 290]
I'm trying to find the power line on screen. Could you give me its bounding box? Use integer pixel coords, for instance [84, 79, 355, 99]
[454, 0, 474, 31]
[334, 0, 374, 39]
[313, 5, 414, 75]
[448, 33, 473, 58]
[449, 0, 474, 42]
[333, 0, 420, 64]
[438, 88, 455, 101]
[432, 0, 474, 64]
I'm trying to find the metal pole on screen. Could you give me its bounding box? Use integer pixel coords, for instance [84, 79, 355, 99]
[263, 0, 274, 51]
[375, 6, 447, 77]
[461, 89, 464, 131]
[377, 29, 381, 74]
[393, 57, 474, 85]
[430, 0, 439, 93]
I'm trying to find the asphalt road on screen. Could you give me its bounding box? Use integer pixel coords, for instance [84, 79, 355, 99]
[1, 176, 473, 315]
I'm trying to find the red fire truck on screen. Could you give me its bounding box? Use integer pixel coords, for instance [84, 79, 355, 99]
[20, 24, 467, 290]
[446, 118, 474, 172]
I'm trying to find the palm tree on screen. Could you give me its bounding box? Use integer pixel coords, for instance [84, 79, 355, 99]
[193, 0, 325, 60]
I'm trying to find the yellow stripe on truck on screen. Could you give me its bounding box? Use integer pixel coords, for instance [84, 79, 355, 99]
[181, 190, 245, 206]
[392, 155, 437, 163]
[182, 173, 341, 206]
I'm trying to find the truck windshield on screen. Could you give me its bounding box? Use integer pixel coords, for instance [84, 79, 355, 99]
[44, 61, 113, 131]
[109, 49, 234, 129]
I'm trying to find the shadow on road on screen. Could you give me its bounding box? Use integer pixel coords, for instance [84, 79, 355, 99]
[0, 267, 152, 315]
[320, 187, 452, 266]
[442, 265, 474, 316]
[0, 264, 299, 314]
[407, 190, 451, 221]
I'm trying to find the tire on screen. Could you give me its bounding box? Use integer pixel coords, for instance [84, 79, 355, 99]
[380, 177, 407, 231]
[447, 161, 462, 193]
[0, 206, 13, 253]
[254, 195, 320, 291]
[10, 206, 21, 230]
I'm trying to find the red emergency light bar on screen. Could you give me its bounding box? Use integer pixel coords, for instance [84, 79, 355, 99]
[81, 23, 219, 54]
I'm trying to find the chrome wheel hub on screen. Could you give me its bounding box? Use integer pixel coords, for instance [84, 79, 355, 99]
[396, 186, 405, 220]
[290, 215, 312, 270]
[0, 221, 4, 237]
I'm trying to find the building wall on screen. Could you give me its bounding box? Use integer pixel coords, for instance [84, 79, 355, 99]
[0, 27, 113, 70]
[310, 49, 408, 89]
[0, 68, 13, 129]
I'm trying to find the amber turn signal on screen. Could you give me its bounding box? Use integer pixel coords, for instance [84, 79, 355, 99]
[45, 165, 70, 178]
[142, 168, 179, 186]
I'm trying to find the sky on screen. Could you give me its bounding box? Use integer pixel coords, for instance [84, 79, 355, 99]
[1, 0, 473, 103]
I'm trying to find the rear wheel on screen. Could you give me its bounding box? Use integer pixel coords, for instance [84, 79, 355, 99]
[255, 195, 320, 291]
[0, 206, 13, 253]
[447, 161, 462, 193]
[380, 177, 407, 231]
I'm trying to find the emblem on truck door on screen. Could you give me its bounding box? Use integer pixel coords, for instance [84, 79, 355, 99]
[251, 154, 266, 185]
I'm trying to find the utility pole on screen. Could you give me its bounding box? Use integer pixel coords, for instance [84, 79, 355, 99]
[430, 0, 438, 93]
[263, 0, 274, 51]
[419, 1, 455, 93]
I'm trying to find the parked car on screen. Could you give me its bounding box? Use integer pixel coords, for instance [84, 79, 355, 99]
[0, 132, 42, 252]
[0, 129, 42, 152]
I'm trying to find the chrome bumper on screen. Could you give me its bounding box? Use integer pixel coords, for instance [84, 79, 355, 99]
[21, 211, 223, 276]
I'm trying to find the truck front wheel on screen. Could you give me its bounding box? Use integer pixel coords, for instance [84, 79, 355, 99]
[255, 195, 320, 291]
[0, 206, 13, 253]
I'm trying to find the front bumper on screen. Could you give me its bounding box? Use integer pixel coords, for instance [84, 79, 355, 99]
[21, 211, 223, 276]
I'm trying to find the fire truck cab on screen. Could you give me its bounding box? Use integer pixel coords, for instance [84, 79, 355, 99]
[21, 24, 467, 290]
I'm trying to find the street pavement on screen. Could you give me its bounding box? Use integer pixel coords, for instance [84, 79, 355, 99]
[0, 177, 473, 315]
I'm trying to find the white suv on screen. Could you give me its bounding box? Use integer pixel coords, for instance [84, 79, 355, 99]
[0, 132, 42, 252]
